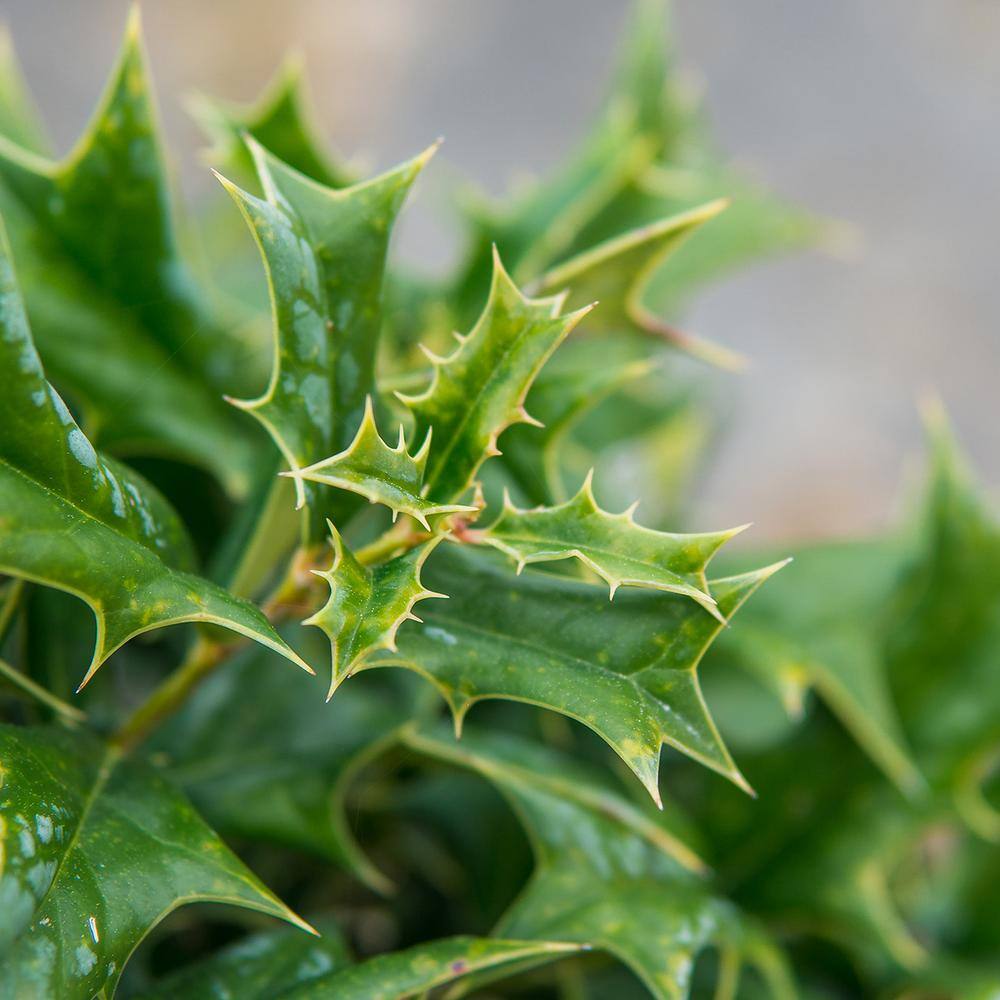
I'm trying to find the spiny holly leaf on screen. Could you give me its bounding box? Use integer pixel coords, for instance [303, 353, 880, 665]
[219, 138, 434, 538]
[715, 538, 923, 795]
[308, 528, 446, 698]
[0, 725, 312, 999]
[477, 470, 743, 618]
[887, 404, 1000, 801]
[0, 11, 260, 494]
[369, 545, 786, 803]
[191, 54, 352, 189]
[451, 107, 651, 324]
[403, 724, 795, 1000]
[562, 0, 818, 308]
[399, 252, 591, 504]
[538, 199, 744, 369]
[288, 396, 477, 529]
[143, 927, 580, 1000]
[159, 637, 413, 895]
[498, 339, 656, 506]
[0, 231, 309, 687]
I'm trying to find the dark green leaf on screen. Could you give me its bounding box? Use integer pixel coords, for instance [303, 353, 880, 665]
[369, 545, 785, 802]
[0, 725, 311, 999]
[0, 230, 308, 686]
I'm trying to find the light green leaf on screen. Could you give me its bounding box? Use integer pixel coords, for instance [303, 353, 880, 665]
[450, 109, 652, 324]
[288, 396, 476, 529]
[497, 340, 657, 506]
[0, 725, 312, 1000]
[0, 230, 309, 687]
[219, 138, 434, 538]
[0, 26, 48, 155]
[540, 200, 745, 369]
[887, 402, 1000, 795]
[0, 11, 259, 494]
[478, 470, 743, 617]
[308, 528, 446, 698]
[191, 53, 352, 189]
[403, 724, 795, 1000]
[370, 546, 785, 803]
[399, 252, 591, 504]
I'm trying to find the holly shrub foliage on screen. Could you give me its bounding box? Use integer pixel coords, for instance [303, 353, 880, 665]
[0, 3, 996, 998]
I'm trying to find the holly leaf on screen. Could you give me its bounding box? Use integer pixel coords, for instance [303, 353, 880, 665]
[308, 529, 446, 697]
[0, 231, 308, 687]
[0, 725, 311, 999]
[219, 138, 434, 538]
[0, 12, 260, 494]
[450, 108, 651, 325]
[497, 339, 656, 506]
[288, 396, 477, 529]
[399, 252, 591, 504]
[368, 545, 785, 803]
[477, 470, 742, 618]
[539, 200, 746, 369]
[142, 927, 580, 1000]
[716, 540, 923, 796]
[159, 638, 412, 895]
[403, 724, 795, 1000]
[138, 919, 350, 999]
[887, 404, 1000, 805]
[191, 53, 353, 189]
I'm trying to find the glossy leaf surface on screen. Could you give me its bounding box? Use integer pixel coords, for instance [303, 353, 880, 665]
[371, 546, 784, 802]
[0, 13, 259, 493]
[0, 725, 309, 1000]
[309, 530, 445, 697]
[221, 140, 431, 537]
[0, 232, 308, 686]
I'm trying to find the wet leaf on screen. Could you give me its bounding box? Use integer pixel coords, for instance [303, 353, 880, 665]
[0, 725, 311, 999]
[0, 229, 308, 687]
[0, 12, 260, 494]
[220, 139, 433, 538]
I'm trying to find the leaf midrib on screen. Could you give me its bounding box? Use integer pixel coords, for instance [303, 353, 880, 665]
[22, 741, 119, 931]
[422, 312, 558, 498]
[492, 527, 701, 589]
[0, 454, 165, 564]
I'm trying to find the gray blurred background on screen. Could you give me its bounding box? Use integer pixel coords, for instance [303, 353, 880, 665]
[5, 0, 998, 541]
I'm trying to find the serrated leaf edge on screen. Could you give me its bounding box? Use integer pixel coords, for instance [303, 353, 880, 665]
[284, 396, 477, 529]
[305, 523, 448, 699]
[478, 470, 749, 622]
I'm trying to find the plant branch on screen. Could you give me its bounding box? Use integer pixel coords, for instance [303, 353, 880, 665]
[112, 542, 327, 753]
